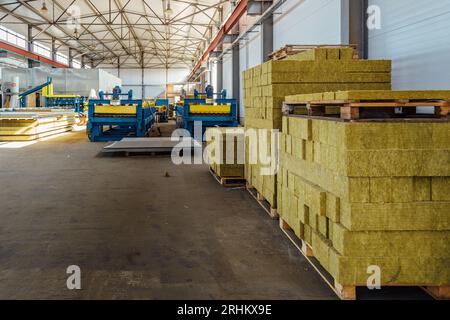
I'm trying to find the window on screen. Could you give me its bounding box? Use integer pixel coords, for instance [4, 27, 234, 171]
[0, 25, 27, 48]
[56, 52, 69, 65]
[0, 27, 6, 41]
[72, 59, 81, 69]
[33, 41, 51, 58]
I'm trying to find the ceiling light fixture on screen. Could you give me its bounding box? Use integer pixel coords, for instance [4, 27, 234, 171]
[165, 0, 173, 16]
[40, 1, 48, 13]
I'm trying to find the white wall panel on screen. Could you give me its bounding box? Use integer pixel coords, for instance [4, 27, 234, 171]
[122, 85, 142, 99]
[106, 68, 119, 77]
[239, 43, 246, 120]
[145, 85, 166, 97]
[144, 69, 164, 85]
[273, 0, 345, 49]
[238, 26, 263, 121]
[98, 68, 189, 98]
[222, 54, 233, 97]
[211, 62, 218, 91]
[247, 26, 262, 68]
[369, 0, 450, 89]
[119, 69, 140, 85]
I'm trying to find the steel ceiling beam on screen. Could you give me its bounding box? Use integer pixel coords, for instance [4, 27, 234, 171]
[0, 0, 229, 68]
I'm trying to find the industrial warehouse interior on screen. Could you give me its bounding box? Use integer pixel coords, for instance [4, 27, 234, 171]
[0, 0, 449, 307]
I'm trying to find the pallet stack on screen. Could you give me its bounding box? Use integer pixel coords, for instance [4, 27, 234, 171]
[269, 45, 359, 61]
[0, 111, 75, 141]
[242, 47, 392, 211]
[206, 127, 245, 185]
[278, 93, 450, 298]
[285, 90, 450, 119]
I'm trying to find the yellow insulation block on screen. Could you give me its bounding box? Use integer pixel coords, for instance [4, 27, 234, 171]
[334, 90, 450, 101]
[94, 105, 137, 114]
[329, 248, 450, 286]
[331, 223, 450, 257]
[190, 104, 231, 114]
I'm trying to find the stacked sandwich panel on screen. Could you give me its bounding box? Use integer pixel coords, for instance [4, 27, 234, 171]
[0, 111, 75, 141]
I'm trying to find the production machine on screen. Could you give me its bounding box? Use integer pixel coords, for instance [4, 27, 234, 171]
[176, 94, 238, 139]
[18, 77, 84, 112]
[142, 98, 169, 123]
[155, 98, 169, 123]
[87, 89, 156, 142]
[193, 88, 227, 100]
[98, 86, 133, 101]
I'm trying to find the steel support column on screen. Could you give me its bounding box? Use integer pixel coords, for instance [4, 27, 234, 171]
[232, 44, 240, 122]
[261, 15, 273, 62]
[349, 0, 368, 59]
[51, 38, 56, 62]
[27, 25, 33, 68]
[216, 59, 223, 92]
[141, 52, 145, 99]
[117, 56, 121, 78]
[69, 48, 73, 68]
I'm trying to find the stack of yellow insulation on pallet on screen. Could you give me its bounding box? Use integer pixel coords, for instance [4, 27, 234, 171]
[0, 111, 75, 141]
[278, 112, 450, 293]
[243, 47, 392, 209]
[206, 127, 245, 179]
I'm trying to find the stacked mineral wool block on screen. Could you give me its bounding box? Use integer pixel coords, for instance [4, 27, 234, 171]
[278, 110, 450, 299]
[0, 111, 75, 141]
[205, 127, 245, 179]
[243, 47, 392, 210]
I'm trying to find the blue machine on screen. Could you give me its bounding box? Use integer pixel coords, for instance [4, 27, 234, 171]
[18, 76, 84, 112]
[18, 77, 52, 108]
[155, 98, 169, 123]
[87, 98, 156, 142]
[193, 88, 227, 99]
[176, 98, 238, 139]
[99, 86, 133, 101]
[45, 96, 85, 113]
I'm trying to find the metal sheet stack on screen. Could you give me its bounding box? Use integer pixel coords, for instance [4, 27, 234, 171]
[278, 112, 450, 287]
[242, 48, 392, 209]
[0, 111, 75, 141]
[206, 127, 245, 179]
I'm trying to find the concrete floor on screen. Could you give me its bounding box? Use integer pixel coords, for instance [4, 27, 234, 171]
[0, 123, 430, 300]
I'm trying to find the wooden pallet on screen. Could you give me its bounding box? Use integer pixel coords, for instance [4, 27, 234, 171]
[279, 217, 450, 300]
[209, 167, 245, 187]
[268, 44, 358, 61]
[283, 99, 450, 120]
[246, 184, 279, 219]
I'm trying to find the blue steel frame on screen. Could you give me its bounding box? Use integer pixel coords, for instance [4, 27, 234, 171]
[155, 98, 169, 122]
[193, 89, 227, 99]
[155, 98, 169, 107]
[18, 77, 52, 108]
[179, 98, 238, 138]
[87, 99, 155, 142]
[45, 96, 85, 113]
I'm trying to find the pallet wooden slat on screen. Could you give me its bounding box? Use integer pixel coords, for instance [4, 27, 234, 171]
[283, 99, 450, 120]
[279, 217, 449, 300]
[246, 184, 279, 219]
[269, 44, 359, 61]
[209, 167, 245, 188]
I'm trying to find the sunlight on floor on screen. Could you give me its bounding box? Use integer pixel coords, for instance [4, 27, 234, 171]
[0, 132, 74, 149]
[38, 132, 71, 141]
[72, 125, 87, 132]
[0, 141, 37, 149]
